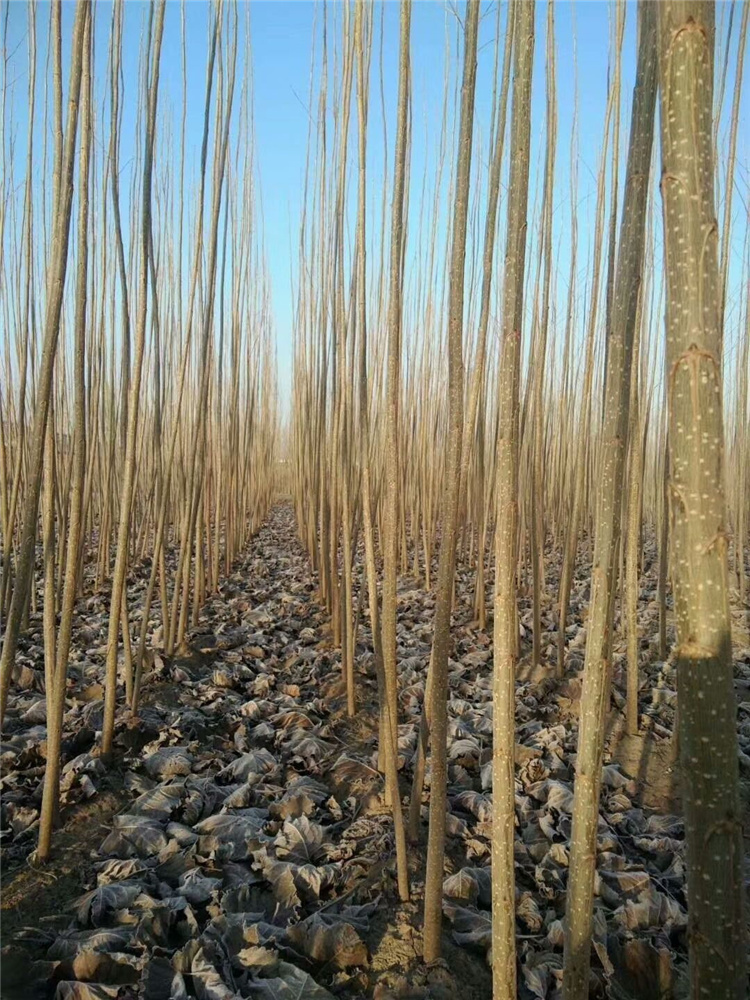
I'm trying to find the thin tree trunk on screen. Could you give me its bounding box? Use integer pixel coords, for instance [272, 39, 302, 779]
[658, 419, 670, 660]
[563, 5, 657, 996]
[381, 0, 412, 905]
[0, 0, 88, 725]
[37, 3, 92, 861]
[491, 3, 535, 995]
[530, 4, 557, 670]
[101, 0, 166, 757]
[625, 282, 645, 735]
[422, 0, 479, 964]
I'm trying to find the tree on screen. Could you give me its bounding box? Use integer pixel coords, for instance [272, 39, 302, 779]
[530, 2, 557, 672]
[381, 0, 412, 904]
[38, 0, 93, 860]
[0, 0, 89, 725]
[492, 1, 534, 994]
[421, 0, 479, 964]
[657, 2, 745, 994]
[101, 0, 167, 756]
[564, 3, 658, 995]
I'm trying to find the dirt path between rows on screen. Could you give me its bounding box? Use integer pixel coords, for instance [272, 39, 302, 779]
[2, 505, 491, 999]
[2, 502, 748, 1000]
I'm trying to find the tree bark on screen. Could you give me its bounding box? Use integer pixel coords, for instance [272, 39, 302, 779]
[38, 2, 92, 861]
[0, 0, 88, 725]
[381, 0, 412, 903]
[563, 4, 658, 996]
[422, 0, 479, 964]
[101, 0, 167, 757]
[657, 2, 745, 995]
[492, 2, 534, 995]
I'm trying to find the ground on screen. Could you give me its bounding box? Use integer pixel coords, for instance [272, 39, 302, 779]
[1, 503, 748, 999]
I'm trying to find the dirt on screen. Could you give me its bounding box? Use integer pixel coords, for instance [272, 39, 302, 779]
[0, 654, 236, 945]
[610, 733, 678, 814]
[2, 784, 124, 939]
[1, 503, 748, 1000]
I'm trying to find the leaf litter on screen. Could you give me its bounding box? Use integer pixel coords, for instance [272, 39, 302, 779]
[2, 506, 749, 999]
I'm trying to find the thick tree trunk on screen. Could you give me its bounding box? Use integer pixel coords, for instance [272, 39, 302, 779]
[657, 2, 746, 995]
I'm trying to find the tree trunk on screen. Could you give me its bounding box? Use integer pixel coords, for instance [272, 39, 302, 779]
[563, 5, 658, 996]
[0, 0, 88, 725]
[657, 2, 745, 995]
[492, 2, 534, 995]
[422, 0, 479, 964]
[381, 0, 412, 904]
[38, 3, 92, 861]
[101, 0, 167, 757]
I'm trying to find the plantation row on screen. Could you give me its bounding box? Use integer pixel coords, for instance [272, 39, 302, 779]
[1, 2, 748, 999]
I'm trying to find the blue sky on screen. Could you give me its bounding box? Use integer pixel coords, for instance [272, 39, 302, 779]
[2, 2, 747, 409]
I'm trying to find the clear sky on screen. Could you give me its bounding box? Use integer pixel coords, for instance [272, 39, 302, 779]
[2, 2, 748, 410]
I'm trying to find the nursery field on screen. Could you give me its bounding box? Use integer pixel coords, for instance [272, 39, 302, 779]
[1, 1, 748, 999]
